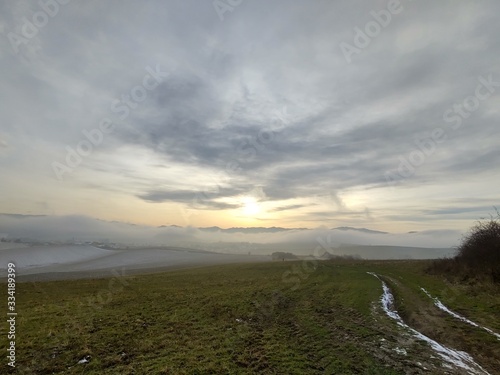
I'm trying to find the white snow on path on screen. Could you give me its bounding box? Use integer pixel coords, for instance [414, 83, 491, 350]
[421, 287, 500, 341]
[367, 272, 491, 375]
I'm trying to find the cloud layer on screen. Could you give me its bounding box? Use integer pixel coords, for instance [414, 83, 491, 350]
[0, 0, 499, 233]
[0, 213, 461, 252]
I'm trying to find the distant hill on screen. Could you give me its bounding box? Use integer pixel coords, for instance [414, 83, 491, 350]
[198, 226, 308, 234]
[332, 227, 388, 235]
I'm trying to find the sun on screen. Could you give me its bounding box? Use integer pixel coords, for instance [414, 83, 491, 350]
[242, 197, 261, 216]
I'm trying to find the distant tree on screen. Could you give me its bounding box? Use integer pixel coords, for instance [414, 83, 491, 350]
[271, 252, 298, 261]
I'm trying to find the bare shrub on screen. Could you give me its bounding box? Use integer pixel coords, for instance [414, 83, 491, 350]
[427, 210, 500, 283]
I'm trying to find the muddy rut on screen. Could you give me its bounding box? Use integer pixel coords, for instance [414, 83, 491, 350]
[368, 272, 500, 374]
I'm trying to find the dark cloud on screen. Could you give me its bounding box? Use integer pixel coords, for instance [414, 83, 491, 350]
[270, 204, 311, 212]
[137, 189, 243, 210]
[138, 190, 205, 203]
[423, 206, 499, 216]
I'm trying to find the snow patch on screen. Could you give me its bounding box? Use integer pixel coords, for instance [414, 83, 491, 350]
[421, 287, 500, 341]
[368, 272, 490, 375]
[393, 347, 407, 355]
[77, 355, 91, 364]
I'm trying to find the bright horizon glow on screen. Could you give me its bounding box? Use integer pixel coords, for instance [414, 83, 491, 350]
[241, 196, 261, 217]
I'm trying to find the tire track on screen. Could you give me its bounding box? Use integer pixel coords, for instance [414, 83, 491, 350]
[420, 287, 500, 341]
[368, 272, 490, 375]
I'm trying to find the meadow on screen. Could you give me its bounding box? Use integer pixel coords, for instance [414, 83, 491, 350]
[2, 259, 499, 374]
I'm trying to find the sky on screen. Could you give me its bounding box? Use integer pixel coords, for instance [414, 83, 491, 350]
[0, 0, 499, 238]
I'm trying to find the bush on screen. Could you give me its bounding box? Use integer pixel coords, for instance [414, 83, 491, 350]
[456, 212, 500, 267]
[427, 210, 500, 283]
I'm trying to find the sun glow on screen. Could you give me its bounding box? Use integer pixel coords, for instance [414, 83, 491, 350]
[242, 197, 261, 216]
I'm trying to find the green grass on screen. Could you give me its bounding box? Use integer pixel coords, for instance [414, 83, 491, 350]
[2, 260, 500, 374]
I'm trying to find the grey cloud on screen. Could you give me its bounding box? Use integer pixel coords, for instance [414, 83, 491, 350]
[270, 204, 311, 212]
[422, 206, 499, 216]
[138, 190, 206, 203]
[0, 0, 499, 232]
[137, 189, 243, 210]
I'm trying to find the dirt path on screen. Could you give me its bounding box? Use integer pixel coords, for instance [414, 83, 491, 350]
[368, 272, 499, 374]
[420, 287, 500, 341]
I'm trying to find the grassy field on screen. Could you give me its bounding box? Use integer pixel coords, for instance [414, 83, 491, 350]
[2, 260, 499, 374]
